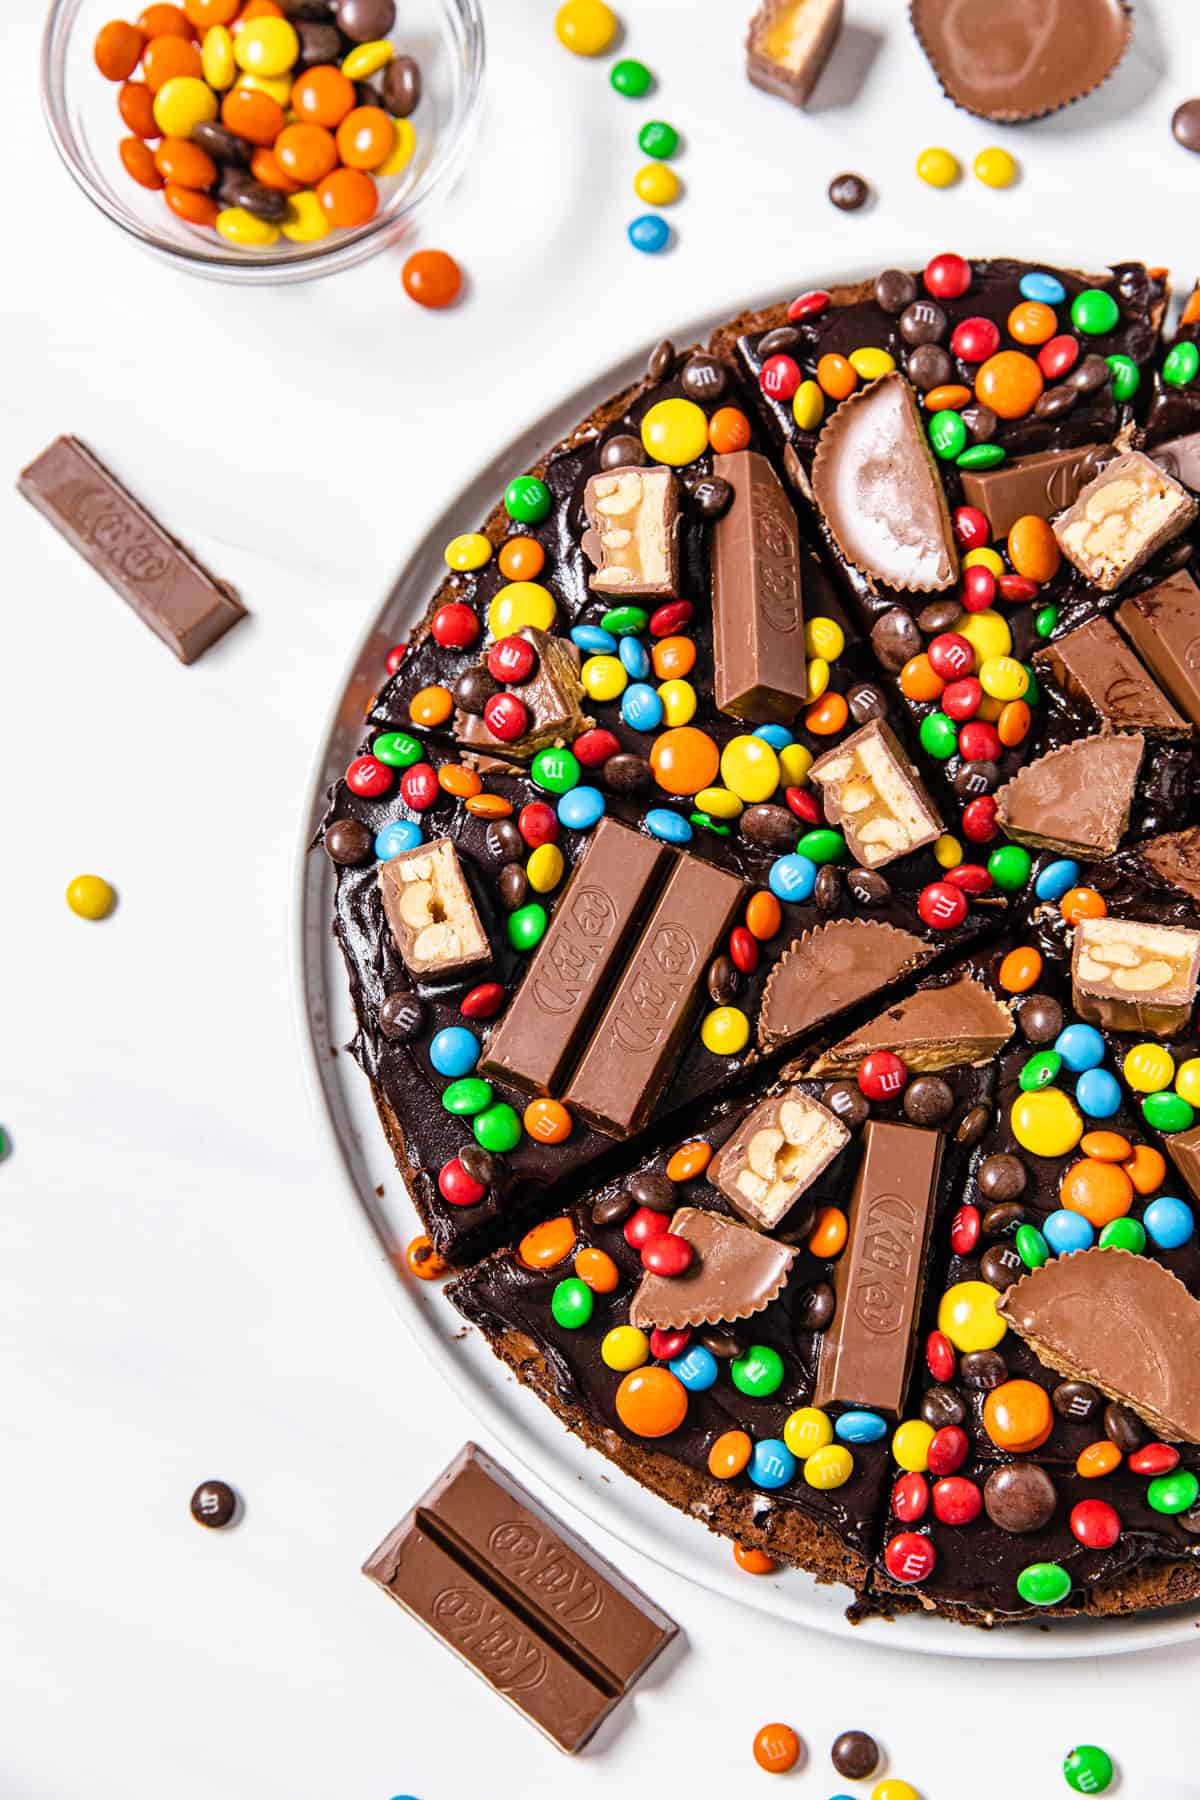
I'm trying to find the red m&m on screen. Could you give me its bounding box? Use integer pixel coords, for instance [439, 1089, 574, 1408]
[919, 880, 969, 929]
[858, 1051, 908, 1100]
[432, 601, 480, 649]
[884, 1531, 937, 1582]
[950, 316, 1000, 363]
[483, 692, 529, 742]
[1070, 1499, 1121, 1549]
[892, 1472, 929, 1522]
[438, 1157, 486, 1206]
[760, 354, 802, 400]
[641, 1232, 694, 1276]
[488, 634, 537, 683]
[924, 252, 971, 299]
[950, 1204, 980, 1255]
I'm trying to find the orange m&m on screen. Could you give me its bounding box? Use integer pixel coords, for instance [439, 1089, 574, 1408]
[317, 166, 378, 227]
[1007, 300, 1058, 345]
[465, 792, 513, 818]
[975, 350, 1044, 420]
[498, 536, 544, 581]
[745, 890, 782, 941]
[666, 1140, 712, 1181]
[804, 690, 849, 735]
[733, 1543, 776, 1575]
[809, 1206, 848, 1258]
[402, 249, 463, 309]
[221, 83, 285, 144]
[274, 121, 338, 184]
[817, 353, 857, 400]
[1080, 1130, 1132, 1163]
[899, 653, 946, 703]
[1123, 1142, 1166, 1195]
[518, 1215, 576, 1270]
[409, 684, 453, 727]
[998, 945, 1042, 993]
[437, 763, 482, 798]
[708, 406, 752, 453]
[1007, 514, 1060, 583]
[574, 1247, 619, 1292]
[291, 63, 355, 126]
[1077, 1440, 1122, 1479]
[708, 1429, 752, 1479]
[404, 1234, 446, 1281]
[1060, 886, 1107, 925]
[753, 1724, 802, 1775]
[615, 1366, 688, 1438]
[983, 1378, 1052, 1452]
[923, 384, 971, 411]
[652, 634, 696, 680]
[649, 725, 719, 796]
[523, 1097, 572, 1144]
[1060, 1157, 1132, 1227]
[997, 699, 1031, 747]
[336, 104, 395, 170]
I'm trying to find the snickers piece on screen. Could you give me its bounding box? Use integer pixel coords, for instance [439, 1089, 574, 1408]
[380, 837, 490, 980]
[745, 0, 844, 107]
[1034, 615, 1190, 735]
[582, 465, 680, 599]
[17, 435, 245, 663]
[958, 442, 1114, 537]
[1053, 450, 1197, 592]
[708, 1087, 850, 1230]
[710, 449, 808, 722]
[363, 1444, 676, 1754]
[809, 718, 943, 868]
[1117, 570, 1200, 731]
[813, 1120, 942, 1415]
[1071, 914, 1200, 1038]
[481, 820, 674, 1097]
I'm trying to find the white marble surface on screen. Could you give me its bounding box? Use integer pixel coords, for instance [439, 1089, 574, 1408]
[4, 0, 1200, 1794]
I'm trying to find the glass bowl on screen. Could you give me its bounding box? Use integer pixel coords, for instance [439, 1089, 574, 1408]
[40, 0, 485, 284]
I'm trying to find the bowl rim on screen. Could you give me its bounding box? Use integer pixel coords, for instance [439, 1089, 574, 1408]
[39, 0, 486, 284]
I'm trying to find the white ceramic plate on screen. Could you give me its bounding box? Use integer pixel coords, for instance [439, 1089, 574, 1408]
[293, 285, 1200, 1660]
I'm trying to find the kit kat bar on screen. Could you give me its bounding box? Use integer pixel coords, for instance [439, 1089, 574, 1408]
[481, 819, 676, 1097]
[1117, 570, 1200, 730]
[564, 854, 747, 1138]
[17, 436, 245, 664]
[958, 442, 1112, 538]
[711, 450, 807, 722]
[1167, 1122, 1200, 1206]
[813, 1120, 942, 1415]
[363, 1444, 676, 1754]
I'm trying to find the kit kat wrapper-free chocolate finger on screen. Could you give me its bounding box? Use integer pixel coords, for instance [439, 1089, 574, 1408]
[363, 1444, 677, 1753]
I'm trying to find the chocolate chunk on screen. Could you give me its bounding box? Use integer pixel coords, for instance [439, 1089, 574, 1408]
[324, 817, 373, 865]
[583, 465, 680, 599]
[758, 919, 932, 1054]
[680, 352, 729, 402]
[958, 442, 1111, 537]
[978, 1154, 1027, 1203]
[807, 973, 1013, 1077]
[832, 1732, 879, 1780]
[1055, 452, 1198, 592]
[378, 991, 425, 1042]
[17, 437, 246, 663]
[565, 855, 746, 1137]
[456, 629, 590, 758]
[999, 1247, 1200, 1444]
[871, 607, 922, 673]
[629, 1207, 798, 1330]
[960, 1348, 1006, 1389]
[362, 1444, 676, 1753]
[812, 373, 958, 592]
[458, 1143, 495, 1187]
[380, 838, 491, 980]
[823, 1080, 870, 1131]
[902, 1076, 955, 1125]
[1053, 1380, 1103, 1423]
[910, 0, 1132, 122]
[874, 268, 916, 314]
[744, 0, 844, 108]
[810, 718, 943, 869]
[380, 52, 421, 115]
[828, 172, 868, 210]
[796, 1280, 836, 1331]
[899, 300, 948, 347]
[813, 1120, 942, 1414]
[709, 1087, 850, 1229]
[482, 820, 674, 1099]
[1104, 1401, 1148, 1454]
[1140, 827, 1200, 905]
[995, 731, 1144, 859]
[1071, 914, 1200, 1037]
[600, 433, 647, 471]
[1016, 992, 1063, 1044]
[190, 1480, 238, 1528]
[628, 1172, 677, 1213]
[1117, 570, 1200, 729]
[740, 802, 801, 852]
[1034, 615, 1190, 735]
[1152, 431, 1200, 492]
[983, 1462, 1057, 1536]
[710, 450, 807, 722]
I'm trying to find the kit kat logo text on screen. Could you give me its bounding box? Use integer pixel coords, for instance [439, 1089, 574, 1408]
[752, 480, 802, 636]
[609, 922, 699, 1054]
[529, 886, 617, 1015]
[488, 1520, 603, 1624]
[852, 1192, 919, 1336]
[431, 1585, 548, 1691]
[52, 479, 171, 586]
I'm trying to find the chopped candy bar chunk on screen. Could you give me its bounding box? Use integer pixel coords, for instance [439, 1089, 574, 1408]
[708, 1087, 850, 1229]
[809, 718, 943, 868]
[380, 837, 491, 979]
[1071, 915, 1200, 1038]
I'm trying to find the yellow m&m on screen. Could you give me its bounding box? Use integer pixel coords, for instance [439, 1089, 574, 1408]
[974, 146, 1019, 188]
[65, 873, 116, 920]
[793, 380, 824, 430]
[658, 678, 696, 725]
[938, 1281, 1007, 1353]
[1176, 1058, 1200, 1105]
[784, 1407, 833, 1458]
[805, 616, 845, 661]
[916, 145, 961, 188]
[1011, 1087, 1083, 1158]
[934, 834, 963, 869]
[443, 532, 492, 572]
[555, 0, 617, 55]
[526, 843, 565, 893]
[640, 398, 709, 467]
[695, 786, 742, 820]
[892, 1419, 936, 1472]
[978, 654, 1029, 701]
[701, 1006, 749, 1055]
[963, 546, 1006, 578]
[849, 347, 896, 381]
[488, 581, 556, 638]
[581, 654, 627, 701]
[956, 608, 1012, 663]
[720, 735, 780, 803]
[634, 162, 681, 206]
[804, 1444, 853, 1490]
[1124, 1043, 1174, 1092]
[601, 1325, 650, 1372]
[778, 742, 813, 786]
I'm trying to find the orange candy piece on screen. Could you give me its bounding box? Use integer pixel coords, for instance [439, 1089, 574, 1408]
[817, 353, 856, 400]
[997, 699, 1031, 748]
[975, 350, 1044, 420]
[437, 764, 482, 798]
[753, 1724, 802, 1775]
[1077, 1440, 1122, 1479]
[138, 3, 192, 34]
[983, 1378, 1053, 1452]
[1184, 287, 1200, 328]
[402, 249, 464, 309]
[498, 536, 544, 581]
[708, 1430, 752, 1480]
[733, 1542, 776, 1575]
[336, 104, 395, 170]
[615, 1366, 688, 1438]
[518, 1215, 576, 1270]
[745, 889, 782, 940]
[708, 406, 752, 453]
[120, 136, 163, 188]
[1123, 1142, 1166, 1195]
[274, 122, 338, 185]
[464, 792, 514, 818]
[923, 383, 971, 411]
[1007, 300, 1058, 346]
[804, 690, 849, 735]
[648, 725, 720, 796]
[652, 634, 696, 680]
[404, 1234, 446, 1281]
[1007, 514, 1061, 583]
[899, 652, 946, 703]
[185, 0, 238, 22]
[1060, 1157, 1133, 1227]
[292, 63, 357, 127]
[1080, 1130, 1132, 1164]
[118, 79, 159, 136]
[318, 166, 379, 227]
[574, 1246, 619, 1292]
[95, 20, 147, 80]
[409, 684, 453, 727]
[809, 1206, 848, 1258]
[998, 945, 1042, 993]
[523, 1097, 572, 1144]
[142, 32, 203, 88]
[666, 1140, 712, 1181]
[164, 183, 219, 224]
[221, 84, 286, 145]
[154, 135, 216, 187]
[250, 146, 303, 193]
[1060, 886, 1106, 925]
[236, 0, 284, 18]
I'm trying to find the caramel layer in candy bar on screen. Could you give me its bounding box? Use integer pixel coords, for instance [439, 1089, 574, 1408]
[809, 718, 943, 868]
[379, 837, 490, 979]
[582, 465, 680, 599]
[707, 1087, 850, 1229]
[1071, 915, 1200, 1038]
[1053, 450, 1197, 591]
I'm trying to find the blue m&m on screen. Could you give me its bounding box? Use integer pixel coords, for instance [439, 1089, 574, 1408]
[618, 636, 651, 679]
[557, 786, 606, 831]
[753, 722, 794, 749]
[769, 854, 817, 903]
[1019, 271, 1067, 305]
[1144, 1195, 1194, 1250]
[628, 213, 670, 254]
[429, 1026, 480, 1078]
[749, 1439, 797, 1490]
[374, 819, 423, 859]
[571, 624, 617, 654]
[1034, 858, 1080, 902]
[1076, 1067, 1121, 1118]
[835, 1410, 888, 1444]
[1043, 1209, 1095, 1256]
[621, 682, 665, 731]
[1054, 1023, 1105, 1072]
[669, 1344, 719, 1391]
[645, 807, 693, 844]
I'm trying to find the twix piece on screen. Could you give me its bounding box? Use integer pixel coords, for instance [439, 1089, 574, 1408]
[363, 1443, 677, 1753]
[813, 1120, 942, 1414]
[1071, 914, 1200, 1038]
[745, 0, 844, 106]
[582, 466, 680, 599]
[708, 1087, 850, 1229]
[809, 718, 943, 868]
[1053, 450, 1197, 591]
[710, 449, 808, 722]
[380, 837, 490, 980]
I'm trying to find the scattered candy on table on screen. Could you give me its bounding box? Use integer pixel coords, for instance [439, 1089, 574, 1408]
[65, 873, 117, 919]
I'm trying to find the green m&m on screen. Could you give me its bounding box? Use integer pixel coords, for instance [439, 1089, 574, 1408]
[928, 409, 966, 460]
[1146, 1468, 1200, 1515]
[532, 747, 581, 794]
[1035, 604, 1059, 638]
[639, 118, 679, 158]
[1142, 1090, 1195, 1133]
[505, 474, 552, 524]
[988, 844, 1033, 891]
[600, 603, 649, 636]
[442, 1077, 493, 1116]
[957, 443, 1005, 470]
[473, 1101, 522, 1153]
[372, 730, 423, 767]
[1016, 1560, 1072, 1606]
[610, 57, 653, 97]
[1071, 288, 1119, 335]
[508, 902, 548, 951]
[795, 828, 844, 864]
[731, 1344, 784, 1398]
[1164, 340, 1200, 387]
[1016, 1223, 1049, 1270]
[919, 711, 959, 759]
[1019, 1051, 1062, 1092]
[552, 1276, 595, 1329]
[1105, 353, 1140, 400]
[1099, 1216, 1146, 1253]
[1063, 1744, 1114, 1794]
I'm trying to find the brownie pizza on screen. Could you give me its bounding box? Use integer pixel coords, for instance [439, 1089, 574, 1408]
[320, 254, 1200, 1627]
